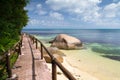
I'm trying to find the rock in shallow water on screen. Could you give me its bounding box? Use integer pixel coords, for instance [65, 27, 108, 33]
[50, 34, 83, 50]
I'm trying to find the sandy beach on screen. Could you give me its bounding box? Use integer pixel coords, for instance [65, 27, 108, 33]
[44, 44, 120, 80]
[60, 48, 120, 80]
[47, 56, 100, 80]
[35, 35, 120, 80]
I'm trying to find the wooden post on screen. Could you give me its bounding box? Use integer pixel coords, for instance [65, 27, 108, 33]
[32, 37, 34, 44]
[21, 35, 23, 47]
[41, 43, 43, 59]
[19, 42, 21, 55]
[6, 52, 12, 78]
[36, 39, 38, 49]
[33, 37, 36, 44]
[29, 35, 32, 41]
[52, 60, 57, 80]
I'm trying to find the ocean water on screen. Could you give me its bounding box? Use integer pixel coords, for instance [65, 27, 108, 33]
[22, 29, 120, 45]
[22, 29, 120, 61]
[22, 29, 120, 79]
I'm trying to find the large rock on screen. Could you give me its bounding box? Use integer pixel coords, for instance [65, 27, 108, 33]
[50, 34, 83, 49]
[43, 47, 65, 56]
[43, 47, 64, 63]
[44, 54, 63, 63]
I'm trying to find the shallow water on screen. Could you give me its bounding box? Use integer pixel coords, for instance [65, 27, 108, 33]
[22, 29, 120, 80]
[42, 40, 120, 80]
[61, 48, 120, 80]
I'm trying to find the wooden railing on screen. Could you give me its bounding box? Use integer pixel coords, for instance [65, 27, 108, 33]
[29, 34, 76, 80]
[0, 36, 22, 78]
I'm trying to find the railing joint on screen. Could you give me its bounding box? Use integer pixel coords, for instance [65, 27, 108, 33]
[27, 33, 77, 80]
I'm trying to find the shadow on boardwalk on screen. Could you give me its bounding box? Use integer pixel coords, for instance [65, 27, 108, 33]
[12, 34, 51, 80]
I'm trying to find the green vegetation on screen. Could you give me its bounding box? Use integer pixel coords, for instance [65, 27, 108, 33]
[0, 58, 7, 80]
[10, 53, 19, 67]
[0, 0, 29, 79]
[0, 0, 29, 53]
[0, 53, 18, 80]
[0, 52, 18, 80]
[91, 44, 120, 61]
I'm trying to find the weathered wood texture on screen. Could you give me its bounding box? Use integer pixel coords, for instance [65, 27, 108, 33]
[12, 34, 51, 80]
[30, 34, 76, 80]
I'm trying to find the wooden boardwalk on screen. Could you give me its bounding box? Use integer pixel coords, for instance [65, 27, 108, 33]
[12, 34, 51, 80]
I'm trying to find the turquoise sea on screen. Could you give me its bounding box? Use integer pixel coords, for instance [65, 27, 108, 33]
[22, 29, 120, 61]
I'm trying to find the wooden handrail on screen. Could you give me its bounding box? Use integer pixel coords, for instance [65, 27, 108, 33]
[54, 58, 76, 80]
[6, 51, 12, 78]
[0, 35, 22, 78]
[0, 39, 22, 61]
[28, 34, 76, 80]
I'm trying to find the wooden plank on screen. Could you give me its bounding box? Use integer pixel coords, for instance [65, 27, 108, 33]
[29, 38, 52, 80]
[12, 34, 51, 80]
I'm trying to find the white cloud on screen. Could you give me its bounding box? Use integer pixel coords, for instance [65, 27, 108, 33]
[46, 0, 101, 22]
[36, 4, 42, 8]
[29, 19, 40, 25]
[102, 2, 120, 18]
[26, 0, 120, 28]
[36, 9, 47, 15]
[35, 4, 47, 15]
[97, 2, 120, 26]
[25, 3, 47, 15]
[28, 18, 70, 27]
[49, 12, 64, 20]
[46, 0, 101, 11]
[46, 0, 120, 27]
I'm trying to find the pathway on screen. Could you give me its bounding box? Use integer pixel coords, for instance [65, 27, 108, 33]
[12, 34, 51, 80]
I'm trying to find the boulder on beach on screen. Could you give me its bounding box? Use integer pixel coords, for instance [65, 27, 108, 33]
[44, 54, 63, 63]
[49, 34, 83, 49]
[43, 47, 64, 63]
[43, 47, 65, 56]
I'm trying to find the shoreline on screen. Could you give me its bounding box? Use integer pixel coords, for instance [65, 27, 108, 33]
[62, 57, 99, 80]
[61, 48, 120, 80]
[35, 35, 120, 80]
[47, 57, 99, 80]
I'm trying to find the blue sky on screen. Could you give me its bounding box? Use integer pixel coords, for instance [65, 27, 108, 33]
[25, 0, 120, 29]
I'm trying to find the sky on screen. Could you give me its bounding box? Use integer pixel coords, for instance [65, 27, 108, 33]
[24, 0, 120, 29]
